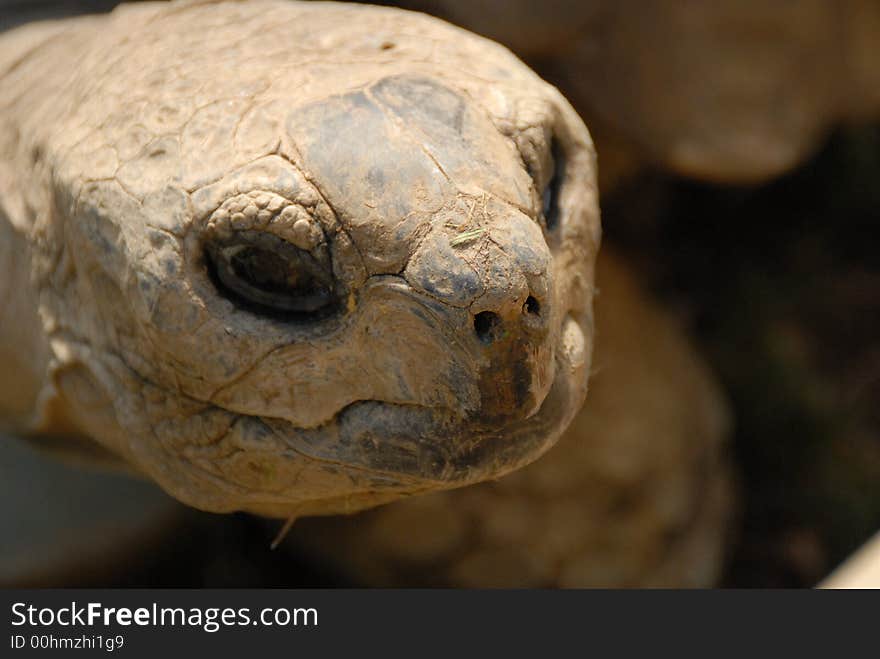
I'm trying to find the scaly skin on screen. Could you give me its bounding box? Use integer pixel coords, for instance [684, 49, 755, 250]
[0, 1, 600, 517]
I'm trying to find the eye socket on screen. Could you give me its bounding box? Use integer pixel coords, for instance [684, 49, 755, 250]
[542, 137, 565, 231]
[205, 231, 336, 317]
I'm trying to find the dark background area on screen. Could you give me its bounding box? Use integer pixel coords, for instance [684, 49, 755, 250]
[605, 126, 880, 586]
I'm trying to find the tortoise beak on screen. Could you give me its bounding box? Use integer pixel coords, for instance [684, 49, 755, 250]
[403, 205, 556, 427]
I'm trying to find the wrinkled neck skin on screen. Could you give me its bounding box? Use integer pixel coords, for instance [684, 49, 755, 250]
[0, 210, 126, 466]
[0, 22, 51, 433]
[0, 1, 600, 517]
[0, 211, 47, 428]
[0, 21, 117, 463]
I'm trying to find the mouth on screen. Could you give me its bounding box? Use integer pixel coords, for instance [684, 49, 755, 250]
[132, 294, 588, 516]
[253, 322, 583, 489]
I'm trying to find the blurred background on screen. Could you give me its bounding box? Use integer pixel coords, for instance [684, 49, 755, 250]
[1, 0, 878, 587]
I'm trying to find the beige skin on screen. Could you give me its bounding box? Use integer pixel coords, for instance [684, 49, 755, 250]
[0, 1, 600, 517]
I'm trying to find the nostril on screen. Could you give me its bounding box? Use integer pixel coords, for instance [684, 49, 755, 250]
[474, 311, 502, 344]
[523, 295, 541, 316]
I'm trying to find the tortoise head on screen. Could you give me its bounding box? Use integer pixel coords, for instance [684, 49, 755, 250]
[26, 1, 600, 516]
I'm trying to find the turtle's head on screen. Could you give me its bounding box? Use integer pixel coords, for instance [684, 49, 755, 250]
[36, 2, 599, 516]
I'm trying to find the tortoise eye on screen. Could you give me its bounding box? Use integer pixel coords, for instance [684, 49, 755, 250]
[205, 231, 335, 317]
[542, 137, 565, 231]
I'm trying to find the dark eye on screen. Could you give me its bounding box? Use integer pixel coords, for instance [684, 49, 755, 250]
[205, 231, 335, 317]
[542, 137, 564, 231]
